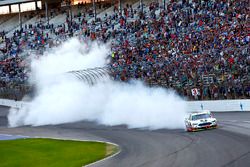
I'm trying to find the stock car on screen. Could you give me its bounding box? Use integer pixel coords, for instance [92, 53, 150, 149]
[185, 110, 218, 132]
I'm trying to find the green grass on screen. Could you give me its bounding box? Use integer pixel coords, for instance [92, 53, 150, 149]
[0, 138, 118, 167]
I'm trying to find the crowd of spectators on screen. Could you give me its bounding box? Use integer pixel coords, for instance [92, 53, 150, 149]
[0, 2, 111, 99]
[0, 0, 249, 100]
[108, 0, 249, 100]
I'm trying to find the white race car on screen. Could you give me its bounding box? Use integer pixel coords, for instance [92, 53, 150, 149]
[185, 110, 217, 132]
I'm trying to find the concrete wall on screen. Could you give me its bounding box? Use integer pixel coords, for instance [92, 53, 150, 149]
[187, 99, 250, 112]
[0, 99, 27, 108]
[0, 98, 249, 112]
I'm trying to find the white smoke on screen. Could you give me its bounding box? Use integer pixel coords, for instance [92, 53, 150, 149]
[8, 38, 187, 129]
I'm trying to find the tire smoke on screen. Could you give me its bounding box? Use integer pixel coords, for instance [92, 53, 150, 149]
[8, 38, 187, 129]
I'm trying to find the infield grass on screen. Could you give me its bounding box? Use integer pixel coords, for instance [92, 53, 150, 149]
[0, 138, 118, 167]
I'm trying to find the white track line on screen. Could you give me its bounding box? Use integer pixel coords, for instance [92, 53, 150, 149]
[84, 148, 121, 167]
[0, 133, 29, 138]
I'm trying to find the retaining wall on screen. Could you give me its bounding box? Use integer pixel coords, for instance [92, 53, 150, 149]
[0, 99, 249, 112]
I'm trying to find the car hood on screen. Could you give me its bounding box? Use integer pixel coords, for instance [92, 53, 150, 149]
[190, 118, 216, 123]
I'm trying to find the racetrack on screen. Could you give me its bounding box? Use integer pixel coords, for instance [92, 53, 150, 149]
[1, 106, 250, 167]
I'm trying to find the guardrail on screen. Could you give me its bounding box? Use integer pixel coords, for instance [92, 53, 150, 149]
[1, 98, 249, 112]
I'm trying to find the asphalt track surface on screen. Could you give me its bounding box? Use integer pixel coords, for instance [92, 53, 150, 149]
[1, 106, 250, 167]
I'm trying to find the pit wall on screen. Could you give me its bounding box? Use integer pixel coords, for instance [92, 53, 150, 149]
[0, 99, 249, 112]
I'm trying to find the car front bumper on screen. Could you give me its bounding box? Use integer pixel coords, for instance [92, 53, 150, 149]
[187, 124, 218, 132]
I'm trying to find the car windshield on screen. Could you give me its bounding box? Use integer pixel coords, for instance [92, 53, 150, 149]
[192, 114, 211, 120]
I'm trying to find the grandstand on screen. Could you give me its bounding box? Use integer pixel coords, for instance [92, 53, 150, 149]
[0, 0, 249, 100]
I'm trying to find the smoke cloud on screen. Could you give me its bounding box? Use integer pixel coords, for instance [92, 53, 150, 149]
[8, 38, 187, 129]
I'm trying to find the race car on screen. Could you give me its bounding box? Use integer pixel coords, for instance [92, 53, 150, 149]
[185, 110, 217, 132]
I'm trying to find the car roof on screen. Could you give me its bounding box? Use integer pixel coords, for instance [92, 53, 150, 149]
[190, 110, 211, 116]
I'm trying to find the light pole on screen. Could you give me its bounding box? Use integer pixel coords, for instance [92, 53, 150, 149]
[18, 3, 22, 30]
[140, 0, 143, 13]
[70, 2, 72, 25]
[45, 1, 49, 25]
[119, 0, 122, 15]
[92, 0, 96, 21]
[67, 0, 72, 33]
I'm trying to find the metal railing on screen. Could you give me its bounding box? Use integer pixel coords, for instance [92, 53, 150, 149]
[67, 66, 110, 85]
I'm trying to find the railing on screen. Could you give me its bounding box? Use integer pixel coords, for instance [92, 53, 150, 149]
[0, 67, 110, 100]
[67, 66, 110, 84]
